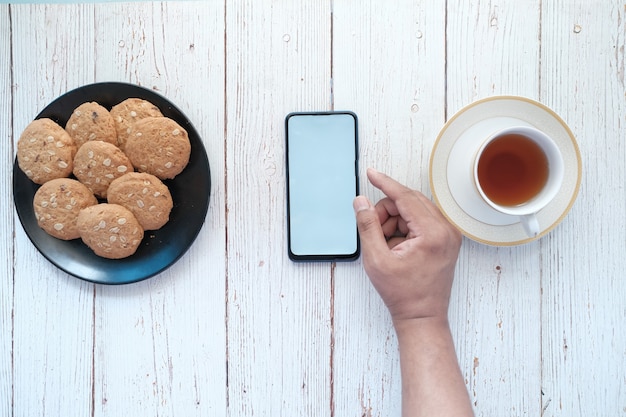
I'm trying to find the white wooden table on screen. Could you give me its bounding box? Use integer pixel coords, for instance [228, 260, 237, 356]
[2, 1, 625, 416]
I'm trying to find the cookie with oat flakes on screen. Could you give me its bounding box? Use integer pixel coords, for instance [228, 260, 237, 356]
[65, 102, 117, 149]
[33, 178, 98, 240]
[73, 141, 133, 199]
[107, 172, 173, 231]
[17, 118, 76, 185]
[77, 203, 144, 259]
[110, 98, 164, 151]
[124, 116, 191, 180]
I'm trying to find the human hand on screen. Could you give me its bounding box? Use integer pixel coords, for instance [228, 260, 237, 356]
[353, 168, 462, 324]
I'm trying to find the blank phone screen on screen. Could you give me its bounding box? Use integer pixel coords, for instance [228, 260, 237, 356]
[286, 112, 359, 260]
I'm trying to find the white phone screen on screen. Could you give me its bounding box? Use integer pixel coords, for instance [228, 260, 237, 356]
[286, 112, 359, 261]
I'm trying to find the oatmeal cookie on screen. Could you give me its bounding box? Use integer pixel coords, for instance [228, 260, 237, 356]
[65, 102, 117, 149]
[110, 98, 163, 151]
[77, 203, 144, 259]
[33, 178, 98, 240]
[17, 118, 76, 184]
[73, 141, 133, 198]
[124, 117, 191, 180]
[107, 172, 173, 230]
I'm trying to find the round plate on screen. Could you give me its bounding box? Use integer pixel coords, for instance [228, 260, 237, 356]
[13, 82, 211, 284]
[429, 96, 582, 246]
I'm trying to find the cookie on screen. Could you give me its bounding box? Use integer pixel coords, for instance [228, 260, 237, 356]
[65, 102, 117, 149]
[17, 118, 76, 184]
[124, 117, 191, 180]
[110, 98, 163, 151]
[33, 178, 98, 240]
[73, 141, 134, 199]
[77, 203, 144, 259]
[107, 172, 173, 230]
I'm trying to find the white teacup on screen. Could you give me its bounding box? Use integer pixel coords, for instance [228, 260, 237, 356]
[473, 125, 564, 237]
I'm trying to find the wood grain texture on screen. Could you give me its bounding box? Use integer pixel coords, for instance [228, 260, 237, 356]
[1, 5, 14, 417]
[10, 5, 96, 416]
[224, 1, 333, 415]
[2, 1, 625, 416]
[7, 3, 228, 416]
[89, 3, 227, 416]
[540, 1, 626, 415]
[435, 2, 546, 416]
[332, 1, 446, 416]
[445, 2, 546, 416]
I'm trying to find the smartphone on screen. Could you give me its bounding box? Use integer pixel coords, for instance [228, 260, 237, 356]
[285, 111, 360, 261]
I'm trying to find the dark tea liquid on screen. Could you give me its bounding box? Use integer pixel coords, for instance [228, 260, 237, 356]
[477, 134, 549, 206]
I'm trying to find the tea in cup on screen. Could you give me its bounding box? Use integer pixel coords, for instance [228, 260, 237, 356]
[473, 126, 564, 237]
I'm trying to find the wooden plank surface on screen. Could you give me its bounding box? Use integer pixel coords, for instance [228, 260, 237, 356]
[1, 5, 14, 417]
[224, 1, 333, 415]
[445, 1, 544, 416]
[7, 3, 228, 416]
[540, 1, 626, 415]
[10, 5, 96, 416]
[1, 1, 625, 416]
[89, 3, 227, 416]
[332, 2, 446, 415]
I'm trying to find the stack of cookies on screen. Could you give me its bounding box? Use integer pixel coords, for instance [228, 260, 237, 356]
[17, 98, 191, 259]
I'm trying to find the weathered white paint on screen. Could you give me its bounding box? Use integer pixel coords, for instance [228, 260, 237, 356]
[1, 1, 624, 416]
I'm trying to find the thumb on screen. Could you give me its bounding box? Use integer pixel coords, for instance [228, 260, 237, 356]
[353, 196, 389, 260]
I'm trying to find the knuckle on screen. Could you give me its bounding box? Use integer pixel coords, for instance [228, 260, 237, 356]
[423, 223, 461, 255]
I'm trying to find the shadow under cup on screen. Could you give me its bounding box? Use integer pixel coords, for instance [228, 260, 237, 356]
[473, 126, 565, 237]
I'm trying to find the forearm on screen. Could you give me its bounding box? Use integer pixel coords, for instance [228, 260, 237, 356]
[394, 317, 474, 417]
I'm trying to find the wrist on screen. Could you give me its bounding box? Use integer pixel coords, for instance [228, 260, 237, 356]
[392, 315, 451, 340]
[392, 315, 473, 417]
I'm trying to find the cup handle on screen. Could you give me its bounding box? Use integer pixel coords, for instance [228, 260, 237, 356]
[520, 213, 540, 237]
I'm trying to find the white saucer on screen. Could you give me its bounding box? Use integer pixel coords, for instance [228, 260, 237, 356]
[429, 96, 582, 246]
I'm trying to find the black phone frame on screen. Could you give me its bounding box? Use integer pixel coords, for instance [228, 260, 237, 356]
[285, 111, 360, 262]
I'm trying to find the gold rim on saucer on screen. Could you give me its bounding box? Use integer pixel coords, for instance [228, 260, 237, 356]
[429, 96, 582, 246]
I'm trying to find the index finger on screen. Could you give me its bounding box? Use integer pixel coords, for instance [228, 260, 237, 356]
[366, 168, 446, 222]
[366, 168, 413, 201]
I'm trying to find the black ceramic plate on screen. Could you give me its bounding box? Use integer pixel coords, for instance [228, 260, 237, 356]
[13, 82, 211, 284]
